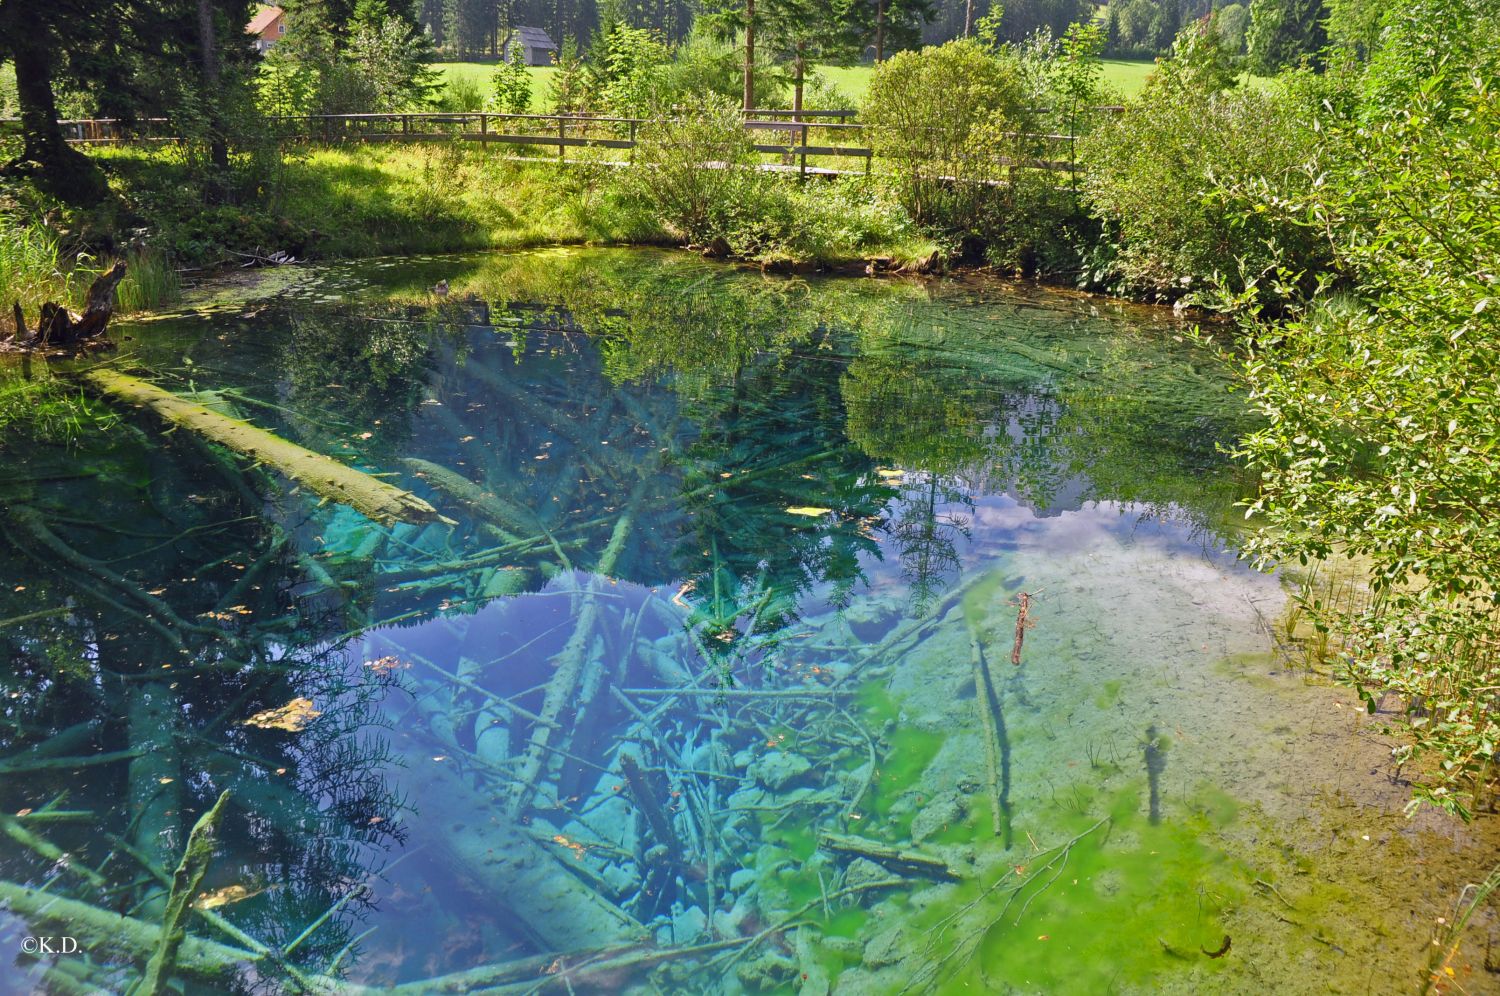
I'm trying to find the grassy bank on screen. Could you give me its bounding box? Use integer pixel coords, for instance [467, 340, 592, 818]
[1, 141, 939, 318]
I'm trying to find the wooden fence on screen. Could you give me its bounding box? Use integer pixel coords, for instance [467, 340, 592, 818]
[1, 108, 1113, 176]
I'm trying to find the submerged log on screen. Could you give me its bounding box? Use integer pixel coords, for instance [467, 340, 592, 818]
[505, 483, 644, 819]
[414, 748, 644, 951]
[620, 751, 685, 866]
[400, 457, 538, 539]
[970, 630, 1010, 842]
[817, 832, 958, 881]
[0, 880, 257, 978]
[78, 369, 448, 526]
[141, 791, 230, 995]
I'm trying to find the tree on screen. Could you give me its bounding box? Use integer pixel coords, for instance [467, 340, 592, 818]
[863, 40, 1037, 230]
[759, 0, 866, 115]
[0, 0, 107, 202]
[1214, 2, 1250, 54]
[492, 47, 534, 112]
[1325, 0, 1384, 57]
[1246, 0, 1327, 73]
[866, 0, 933, 62]
[0, 0, 259, 205]
[346, 2, 442, 111]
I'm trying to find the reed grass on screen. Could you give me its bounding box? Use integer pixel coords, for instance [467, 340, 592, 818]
[0, 217, 181, 321]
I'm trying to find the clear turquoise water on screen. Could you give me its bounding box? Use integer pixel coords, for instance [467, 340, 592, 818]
[2, 250, 1459, 994]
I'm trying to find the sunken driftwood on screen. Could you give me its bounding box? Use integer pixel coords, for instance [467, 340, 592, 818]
[970, 631, 1009, 840]
[817, 832, 959, 881]
[78, 369, 448, 526]
[0, 879, 257, 978]
[140, 791, 230, 996]
[5, 262, 126, 350]
[1011, 591, 1033, 666]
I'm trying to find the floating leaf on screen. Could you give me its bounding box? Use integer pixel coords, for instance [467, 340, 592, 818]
[786, 506, 831, 517]
[363, 655, 409, 675]
[242, 698, 321, 732]
[193, 883, 265, 910]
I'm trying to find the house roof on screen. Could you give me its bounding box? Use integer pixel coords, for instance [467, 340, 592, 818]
[513, 26, 557, 50]
[246, 5, 284, 35]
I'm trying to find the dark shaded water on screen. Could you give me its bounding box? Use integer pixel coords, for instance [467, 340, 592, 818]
[1, 250, 1475, 994]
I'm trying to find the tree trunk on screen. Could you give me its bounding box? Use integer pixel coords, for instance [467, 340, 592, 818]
[964, 0, 974, 37]
[743, 0, 755, 111]
[197, 0, 229, 175]
[875, 0, 886, 61]
[2, 26, 105, 204]
[793, 49, 805, 119]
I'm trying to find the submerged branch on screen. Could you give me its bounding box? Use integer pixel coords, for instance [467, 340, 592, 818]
[140, 791, 230, 995]
[78, 369, 448, 526]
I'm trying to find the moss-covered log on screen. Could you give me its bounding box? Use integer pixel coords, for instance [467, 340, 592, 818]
[0, 880, 256, 978]
[79, 369, 446, 526]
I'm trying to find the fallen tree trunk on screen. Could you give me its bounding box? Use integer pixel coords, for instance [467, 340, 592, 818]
[505, 483, 644, 819]
[413, 748, 644, 951]
[0, 880, 256, 979]
[78, 369, 447, 526]
[400, 457, 540, 539]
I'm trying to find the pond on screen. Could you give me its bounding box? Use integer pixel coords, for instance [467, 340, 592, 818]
[1, 249, 1494, 994]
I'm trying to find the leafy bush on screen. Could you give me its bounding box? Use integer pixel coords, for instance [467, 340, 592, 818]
[491, 51, 533, 114]
[593, 25, 673, 117]
[862, 39, 1080, 273]
[664, 30, 787, 109]
[1234, 0, 1500, 816]
[621, 96, 772, 247]
[863, 41, 1039, 233]
[1078, 24, 1330, 298]
[440, 75, 485, 113]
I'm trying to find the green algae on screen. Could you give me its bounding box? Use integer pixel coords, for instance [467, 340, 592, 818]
[1094, 679, 1124, 709]
[856, 683, 950, 839]
[919, 782, 1250, 994]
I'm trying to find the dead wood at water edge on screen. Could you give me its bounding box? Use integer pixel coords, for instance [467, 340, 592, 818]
[5, 262, 126, 352]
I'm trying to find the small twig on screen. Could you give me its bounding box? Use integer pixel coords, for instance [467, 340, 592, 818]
[1011, 592, 1033, 666]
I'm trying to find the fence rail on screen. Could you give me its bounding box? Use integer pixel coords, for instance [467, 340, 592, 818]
[0, 108, 1109, 175]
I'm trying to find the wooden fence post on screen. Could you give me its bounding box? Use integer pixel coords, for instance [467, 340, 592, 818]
[800, 122, 808, 177]
[558, 116, 566, 161]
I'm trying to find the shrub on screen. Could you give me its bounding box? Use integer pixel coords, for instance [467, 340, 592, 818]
[1234, 0, 1500, 816]
[491, 51, 533, 114]
[593, 25, 672, 118]
[665, 30, 786, 109]
[622, 96, 774, 248]
[862, 41, 1039, 233]
[441, 75, 485, 113]
[1078, 25, 1330, 298]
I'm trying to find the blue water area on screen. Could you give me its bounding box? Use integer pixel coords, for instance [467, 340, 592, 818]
[1, 249, 1322, 994]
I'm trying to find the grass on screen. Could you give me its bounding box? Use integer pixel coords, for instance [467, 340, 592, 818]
[87, 142, 666, 262]
[434, 62, 557, 111]
[0, 217, 181, 322]
[1098, 58, 1158, 97]
[432, 57, 1165, 113]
